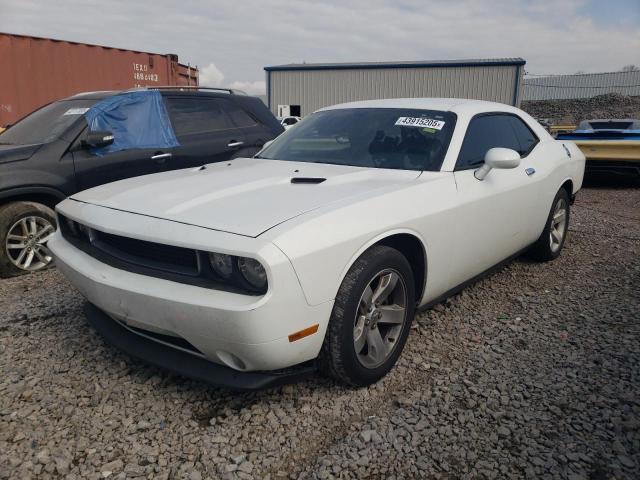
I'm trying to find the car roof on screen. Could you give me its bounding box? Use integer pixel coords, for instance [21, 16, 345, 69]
[578, 118, 640, 127]
[319, 98, 522, 115]
[62, 88, 247, 102]
[62, 91, 121, 101]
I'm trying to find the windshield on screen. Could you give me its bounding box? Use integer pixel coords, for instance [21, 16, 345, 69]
[258, 108, 456, 171]
[0, 99, 96, 145]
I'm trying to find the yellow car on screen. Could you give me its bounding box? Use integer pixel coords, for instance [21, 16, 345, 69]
[557, 119, 640, 178]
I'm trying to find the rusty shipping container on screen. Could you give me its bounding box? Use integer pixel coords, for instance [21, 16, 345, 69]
[0, 33, 199, 126]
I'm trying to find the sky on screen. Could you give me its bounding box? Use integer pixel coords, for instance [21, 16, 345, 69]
[1, 0, 639, 95]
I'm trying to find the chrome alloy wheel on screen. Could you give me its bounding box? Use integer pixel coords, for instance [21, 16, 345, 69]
[353, 269, 408, 369]
[549, 197, 568, 253]
[6, 216, 55, 271]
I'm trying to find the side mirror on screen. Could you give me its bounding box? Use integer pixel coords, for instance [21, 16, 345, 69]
[82, 131, 114, 149]
[474, 148, 521, 180]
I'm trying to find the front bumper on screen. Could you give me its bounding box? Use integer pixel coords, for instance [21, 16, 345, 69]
[83, 302, 316, 390]
[48, 201, 334, 373]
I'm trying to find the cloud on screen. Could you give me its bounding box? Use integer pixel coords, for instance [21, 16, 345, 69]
[198, 63, 225, 87]
[198, 63, 265, 95]
[227, 81, 266, 95]
[1, 0, 639, 87]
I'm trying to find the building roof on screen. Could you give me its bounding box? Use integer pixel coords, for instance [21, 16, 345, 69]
[264, 58, 526, 72]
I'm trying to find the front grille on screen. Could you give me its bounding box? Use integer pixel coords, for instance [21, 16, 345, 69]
[58, 214, 265, 295]
[59, 216, 199, 276]
[118, 320, 204, 356]
[93, 229, 199, 275]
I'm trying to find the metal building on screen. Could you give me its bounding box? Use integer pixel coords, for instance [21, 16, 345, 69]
[265, 58, 525, 117]
[522, 70, 640, 101]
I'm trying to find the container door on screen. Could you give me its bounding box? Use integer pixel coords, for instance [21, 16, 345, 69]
[163, 96, 247, 168]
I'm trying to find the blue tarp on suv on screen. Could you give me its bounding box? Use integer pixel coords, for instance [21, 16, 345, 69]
[85, 90, 179, 155]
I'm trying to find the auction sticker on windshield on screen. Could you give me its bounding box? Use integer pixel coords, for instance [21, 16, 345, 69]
[63, 108, 90, 116]
[395, 117, 445, 130]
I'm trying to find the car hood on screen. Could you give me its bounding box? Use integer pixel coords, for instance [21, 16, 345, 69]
[71, 157, 421, 237]
[0, 143, 42, 165]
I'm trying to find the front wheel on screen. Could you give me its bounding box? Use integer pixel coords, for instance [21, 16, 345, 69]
[319, 245, 416, 387]
[527, 188, 570, 262]
[0, 202, 57, 278]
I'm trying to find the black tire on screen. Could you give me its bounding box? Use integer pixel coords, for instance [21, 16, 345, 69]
[319, 245, 416, 387]
[0, 202, 57, 278]
[527, 188, 570, 262]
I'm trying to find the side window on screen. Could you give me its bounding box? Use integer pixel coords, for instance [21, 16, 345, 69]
[456, 115, 520, 169]
[508, 116, 539, 156]
[222, 101, 258, 128]
[164, 97, 234, 137]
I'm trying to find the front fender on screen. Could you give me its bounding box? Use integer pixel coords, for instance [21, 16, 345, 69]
[267, 174, 458, 306]
[0, 185, 67, 205]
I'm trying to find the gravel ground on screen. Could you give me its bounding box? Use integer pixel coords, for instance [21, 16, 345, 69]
[522, 93, 640, 125]
[1, 186, 638, 479]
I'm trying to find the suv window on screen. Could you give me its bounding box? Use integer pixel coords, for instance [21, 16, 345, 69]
[456, 114, 521, 169]
[164, 97, 235, 136]
[223, 101, 257, 128]
[508, 116, 538, 155]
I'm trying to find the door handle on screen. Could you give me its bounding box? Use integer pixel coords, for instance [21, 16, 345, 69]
[151, 153, 172, 162]
[228, 141, 244, 148]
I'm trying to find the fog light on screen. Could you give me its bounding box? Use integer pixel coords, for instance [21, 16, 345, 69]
[217, 351, 247, 371]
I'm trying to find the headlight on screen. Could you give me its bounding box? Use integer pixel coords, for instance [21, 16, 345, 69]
[209, 253, 233, 279]
[238, 257, 267, 291]
[205, 252, 268, 294]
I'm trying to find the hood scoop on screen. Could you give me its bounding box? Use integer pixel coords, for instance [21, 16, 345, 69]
[291, 177, 326, 184]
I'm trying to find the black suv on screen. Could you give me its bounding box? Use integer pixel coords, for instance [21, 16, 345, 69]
[0, 87, 283, 277]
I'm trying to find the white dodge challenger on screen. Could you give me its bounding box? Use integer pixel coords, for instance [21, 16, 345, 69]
[49, 98, 585, 389]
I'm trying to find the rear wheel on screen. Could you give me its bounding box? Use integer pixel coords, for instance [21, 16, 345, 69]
[528, 188, 570, 262]
[319, 245, 416, 387]
[0, 202, 56, 278]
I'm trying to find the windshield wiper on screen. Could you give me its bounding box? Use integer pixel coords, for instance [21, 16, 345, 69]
[0, 142, 14, 145]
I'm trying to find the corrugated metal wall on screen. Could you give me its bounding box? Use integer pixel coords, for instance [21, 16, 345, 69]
[268, 65, 522, 116]
[523, 71, 640, 101]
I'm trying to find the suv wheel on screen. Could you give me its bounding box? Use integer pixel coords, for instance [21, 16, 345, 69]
[0, 202, 57, 278]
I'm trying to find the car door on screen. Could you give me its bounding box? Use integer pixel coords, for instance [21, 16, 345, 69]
[71, 129, 175, 192]
[222, 99, 273, 157]
[449, 113, 542, 286]
[162, 96, 246, 169]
